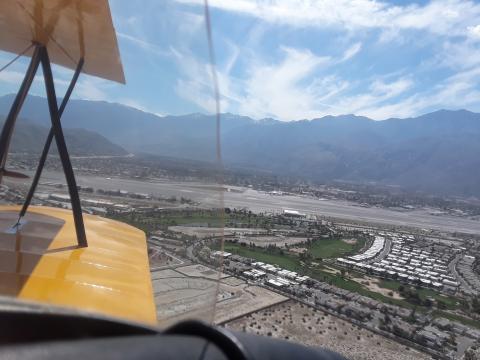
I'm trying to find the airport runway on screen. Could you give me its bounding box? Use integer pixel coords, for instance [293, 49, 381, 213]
[29, 171, 480, 235]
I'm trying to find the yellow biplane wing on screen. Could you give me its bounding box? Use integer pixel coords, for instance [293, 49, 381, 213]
[0, 0, 125, 83]
[0, 206, 157, 324]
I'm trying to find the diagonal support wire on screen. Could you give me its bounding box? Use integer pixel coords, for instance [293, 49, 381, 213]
[0, 45, 41, 182]
[0, 43, 34, 73]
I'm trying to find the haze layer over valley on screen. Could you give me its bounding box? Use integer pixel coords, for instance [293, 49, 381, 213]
[2, 94, 480, 197]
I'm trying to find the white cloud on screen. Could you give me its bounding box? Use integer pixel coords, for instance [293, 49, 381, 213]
[176, 0, 480, 38]
[126, 16, 139, 25]
[369, 78, 413, 98]
[428, 39, 480, 72]
[172, 36, 480, 121]
[74, 78, 111, 101]
[324, 76, 413, 118]
[117, 32, 171, 57]
[237, 47, 331, 119]
[172, 47, 228, 113]
[352, 67, 480, 119]
[172, 40, 425, 120]
[224, 40, 240, 74]
[340, 42, 362, 62]
[467, 24, 480, 40]
[170, 0, 480, 121]
[176, 11, 204, 36]
[174, 44, 342, 119]
[0, 70, 25, 84]
[168, 0, 480, 120]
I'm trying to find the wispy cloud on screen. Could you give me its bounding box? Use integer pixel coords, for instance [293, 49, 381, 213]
[236, 47, 331, 119]
[0, 60, 114, 103]
[74, 77, 112, 101]
[347, 66, 480, 119]
[173, 34, 480, 121]
[176, 0, 480, 38]
[438, 40, 480, 71]
[117, 32, 171, 57]
[174, 45, 334, 119]
[0, 70, 26, 85]
[172, 47, 222, 113]
[168, 0, 480, 121]
[340, 42, 362, 62]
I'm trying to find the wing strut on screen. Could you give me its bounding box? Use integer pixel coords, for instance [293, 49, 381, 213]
[19, 57, 84, 221]
[0, 43, 88, 247]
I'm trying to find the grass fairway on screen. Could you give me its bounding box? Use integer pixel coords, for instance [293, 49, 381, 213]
[378, 280, 459, 309]
[309, 269, 416, 309]
[220, 243, 301, 271]
[308, 238, 366, 259]
[108, 209, 272, 234]
[433, 311, 480, 330]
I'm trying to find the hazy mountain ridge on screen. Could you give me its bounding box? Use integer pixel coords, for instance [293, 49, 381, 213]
[0, 117, 127, 156]
[1, 94, 479, 196]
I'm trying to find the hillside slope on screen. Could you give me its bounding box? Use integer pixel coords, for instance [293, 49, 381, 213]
[0, 118, 127, 156]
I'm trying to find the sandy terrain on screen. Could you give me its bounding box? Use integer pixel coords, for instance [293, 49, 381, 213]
[226, 300, 430, 360]
[175, 264, 229, 280]
[221, 276, 245, 286]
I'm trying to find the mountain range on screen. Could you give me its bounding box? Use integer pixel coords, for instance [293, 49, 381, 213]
[0, 94, 479, 197]
[0, 117, 127, 157]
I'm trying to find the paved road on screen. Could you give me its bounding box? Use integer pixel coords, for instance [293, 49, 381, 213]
[21, 171, 480, 235]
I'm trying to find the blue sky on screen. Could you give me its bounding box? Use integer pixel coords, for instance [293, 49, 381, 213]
[1, 0, 480, 120]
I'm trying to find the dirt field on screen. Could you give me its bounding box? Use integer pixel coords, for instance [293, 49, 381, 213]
[151, 265, 287, 327]
[221, 276, 245, 286]
[175, 264, 229, 280]
[226, 300, 430, 360]
[148, 248, 183, 268]
[350, 275, 404, 300]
